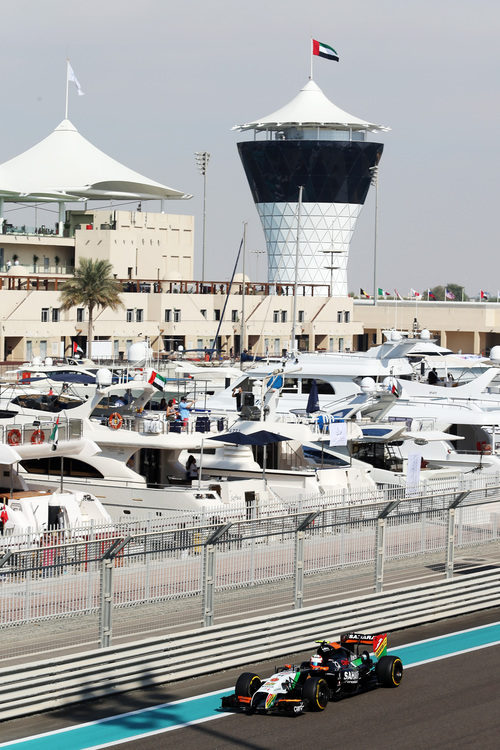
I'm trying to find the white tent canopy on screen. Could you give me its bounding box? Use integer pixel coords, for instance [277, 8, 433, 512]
[0, 119, 191, 203]
[234, 79, 389, 133]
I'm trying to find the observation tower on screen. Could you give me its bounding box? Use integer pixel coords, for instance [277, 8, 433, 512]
[234, 80, 388, 295]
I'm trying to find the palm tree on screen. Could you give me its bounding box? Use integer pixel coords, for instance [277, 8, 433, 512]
[59, 258, 123, 360]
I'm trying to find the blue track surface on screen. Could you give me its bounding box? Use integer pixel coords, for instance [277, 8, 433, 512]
[2, 621, 499, 750]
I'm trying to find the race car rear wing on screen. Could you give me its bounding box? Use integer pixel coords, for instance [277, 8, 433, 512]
[341, 632, 387, 659]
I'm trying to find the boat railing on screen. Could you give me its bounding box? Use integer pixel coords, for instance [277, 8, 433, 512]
[94, 411, 227, 436]
[0, 418, 83, 446]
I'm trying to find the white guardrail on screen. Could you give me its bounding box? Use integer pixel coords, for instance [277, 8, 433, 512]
[2, 568, 499, 720]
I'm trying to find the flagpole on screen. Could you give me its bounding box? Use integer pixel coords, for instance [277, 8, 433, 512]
[310, 38, 313, 79]
[65, 59, 69, 120]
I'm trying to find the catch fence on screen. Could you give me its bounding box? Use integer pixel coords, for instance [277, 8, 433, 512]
[0, 474, 499, 663]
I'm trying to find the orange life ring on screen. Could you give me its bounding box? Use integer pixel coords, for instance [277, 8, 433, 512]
[7, 429, 21, 446]
[108, 412, 123, 430]
[31, 429, 45, 445]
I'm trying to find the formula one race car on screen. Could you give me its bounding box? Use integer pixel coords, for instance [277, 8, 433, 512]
[221, 632, 403, 715]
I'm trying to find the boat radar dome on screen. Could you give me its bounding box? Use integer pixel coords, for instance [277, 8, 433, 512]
[420, 329, 431, 340]
[390, 331, 403, 341]
[127, 341, 152, 364]
[96, 368, 113, 387]
[489, 346, 500, 363]
[360, 377, 376, 392]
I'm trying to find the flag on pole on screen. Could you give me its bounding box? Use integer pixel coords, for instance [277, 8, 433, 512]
[67, 62, 85, 96]
[410, 289, 421, 299]
[148, 370, 167, 391]
[50, 417, 60, 451]
[378, 288, 391, 297]
[388, 379, 402, 398]
[480, 290, 489, 300]
[360, 288, 371, 299]
[428, 289, 436, 300]
[394, 289, 403, 300]
[445, 289, 455, 300]
[312, 39, 339, 62]
[0, 504, 8, 525]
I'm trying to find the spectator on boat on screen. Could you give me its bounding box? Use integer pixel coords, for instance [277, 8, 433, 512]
[165, 399, 177, 420]
[185, 455, 199, 481]
[0, 504, 8, 535]
[159, 397, 166, 411]
[178, 396, 194, 426]
[232, 385, 243, 410]
[428, 368, 438, 385]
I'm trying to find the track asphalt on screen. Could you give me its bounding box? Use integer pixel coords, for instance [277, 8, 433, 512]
[1, 611, 499, 750]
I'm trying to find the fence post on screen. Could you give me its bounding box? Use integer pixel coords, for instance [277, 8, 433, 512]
[201, 524, 232, 628]
[375, 500, 401, 593]
[293, 512, 320, 609]
[445, 507, 456, 579]
[445, 491, 469, 580]
[374, 517, 386, 593]
[99, 536, 132, 648]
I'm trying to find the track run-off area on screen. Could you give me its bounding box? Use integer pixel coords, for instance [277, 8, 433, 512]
[1, 611, 499, 750]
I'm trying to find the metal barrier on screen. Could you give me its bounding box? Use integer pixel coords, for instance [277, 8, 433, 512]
[0, 477, 499, 662]
[1, 567, 498, 720]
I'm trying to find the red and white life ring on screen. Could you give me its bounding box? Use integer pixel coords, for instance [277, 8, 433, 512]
[108, 412, 123, 430]
[31, 429, 45, 445]
[7, 429, 21, 446]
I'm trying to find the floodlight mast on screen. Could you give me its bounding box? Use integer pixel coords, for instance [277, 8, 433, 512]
[195, 152, 210, 283]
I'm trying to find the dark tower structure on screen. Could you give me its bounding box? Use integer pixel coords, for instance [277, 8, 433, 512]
[235, 80, 388, 295]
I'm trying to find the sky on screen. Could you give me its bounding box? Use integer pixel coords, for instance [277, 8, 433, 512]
[1, 0, 499, 296]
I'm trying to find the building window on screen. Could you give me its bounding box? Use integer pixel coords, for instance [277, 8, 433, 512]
[136, 309, 143, 322]
[329, 337, 334, 352]
[200, 309, 207, 319]
[26, 341, 33, 360]
[164, 309, 171, 322]
[274, 338, 280, 354]
[126, 309, 133, 322]
[231, 309, 239, 322]
[281, 310, 287, 323]
[173, 309, 181, 322]
[273, 310, 279, 323]
[344, 311, 350, 323]
[41, 308, 49, 322]
[264, 338, 270, 355]
[77, 308, 85, 322]
[214, 309, 221, 321]
[40, 341, 47, 359]
[51, 308, 60, 322]
[339, 338, 344, 352]
[197, 339, 203, 350]
[298, 310, 305, 323]
[337, 311, 342, 323]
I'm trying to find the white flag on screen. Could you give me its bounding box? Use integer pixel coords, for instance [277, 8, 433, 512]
[67, 62, 85, 96]
[329, 421, 347, 447]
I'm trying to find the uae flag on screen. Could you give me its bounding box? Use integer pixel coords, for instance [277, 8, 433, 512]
[480, 290, 489, 300]
[312, 39, 339, 62]
[50, 417, 59, 451]
[148, 370, 167, 391]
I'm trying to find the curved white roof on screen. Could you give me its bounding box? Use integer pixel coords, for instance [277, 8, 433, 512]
[234, 79, 389, 133]
[0, 120, 191, 203]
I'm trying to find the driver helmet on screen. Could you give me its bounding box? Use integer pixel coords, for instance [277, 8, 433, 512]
[310, 654, 322, 669]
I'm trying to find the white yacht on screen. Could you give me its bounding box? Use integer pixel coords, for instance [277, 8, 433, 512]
[0, 424, 112, 543]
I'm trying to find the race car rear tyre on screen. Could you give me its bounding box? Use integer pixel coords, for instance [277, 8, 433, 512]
[376, 655, 403, 687]
[235, 672, 261, 698]
[303, 674, 329, 711]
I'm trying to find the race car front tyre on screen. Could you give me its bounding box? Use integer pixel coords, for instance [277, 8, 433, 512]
[376, 655, 403, 687]
[303, 674, 329, 711]
[235, 672, 262, 698]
